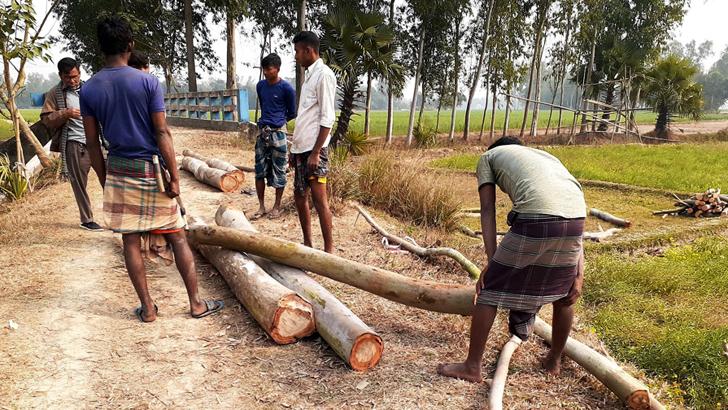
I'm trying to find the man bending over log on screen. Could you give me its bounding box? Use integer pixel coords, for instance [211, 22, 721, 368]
[290, 31, 336, 253]
[80, 16, 223, 323]
[438, 136, 586, 381]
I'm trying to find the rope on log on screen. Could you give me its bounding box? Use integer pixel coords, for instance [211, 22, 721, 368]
[357, 205, 481, 279]
[488, 335, 523, 410]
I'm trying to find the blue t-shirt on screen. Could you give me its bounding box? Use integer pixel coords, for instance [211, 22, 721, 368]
[80, 66, 166, 161]
[256, 79, 297, 128]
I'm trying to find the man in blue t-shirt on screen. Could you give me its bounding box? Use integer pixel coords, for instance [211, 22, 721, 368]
[252, 53, 297, 220]
[81, 16, 222, 323]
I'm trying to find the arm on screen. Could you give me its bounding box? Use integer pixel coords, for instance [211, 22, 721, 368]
[307, 72, 336, 171]
[82, 116, 106, 187]
[285, 83, 297, 122]
[151, 111, 179, 198]
[40, 89, 69, 129]
[477, 184, 497, 293]
[556, 248, 584, 307]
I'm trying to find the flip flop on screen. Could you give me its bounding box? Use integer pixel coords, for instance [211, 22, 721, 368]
[134, 304, 158, 323]
[267, 209, 283, 220]
[249, 211, 266, 221]
[192, 300, 224, 319]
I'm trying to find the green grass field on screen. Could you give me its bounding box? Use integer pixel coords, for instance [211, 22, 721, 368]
[431, 142, 728, 193]
[250, 109, 728, 137]
[0, 109, 41, 143]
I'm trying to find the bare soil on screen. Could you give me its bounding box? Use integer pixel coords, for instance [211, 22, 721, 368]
[0, 127, 678, 409]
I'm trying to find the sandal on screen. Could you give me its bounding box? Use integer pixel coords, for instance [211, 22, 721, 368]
[192, 300, 224, 319]
[134, 304, 158, 323]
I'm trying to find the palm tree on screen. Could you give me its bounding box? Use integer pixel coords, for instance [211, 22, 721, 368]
[321, 8, 404, 146]
[644, 55, 703, 137]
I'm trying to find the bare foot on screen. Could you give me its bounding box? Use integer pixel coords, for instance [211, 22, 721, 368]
[436, 362, 483, 383]
[540, 353, 561, 375]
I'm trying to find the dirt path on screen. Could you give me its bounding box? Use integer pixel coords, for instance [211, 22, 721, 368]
[0, 128, 671, 409]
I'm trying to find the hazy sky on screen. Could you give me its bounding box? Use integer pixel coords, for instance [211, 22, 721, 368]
[21, 0, 728, 83]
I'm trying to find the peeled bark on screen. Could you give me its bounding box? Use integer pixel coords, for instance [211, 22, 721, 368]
[215, 204, 383, 370]
[187, 225, 475, 315]
[180, 157, 241, 192]
[182, 148, 245, 185]
[188, 218, 315, 344]
[488, 335, 522, 410]
[534, 317, 655, 410]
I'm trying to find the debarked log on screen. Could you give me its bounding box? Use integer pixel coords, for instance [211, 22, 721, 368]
[589, 208, 632, 228]
[187, 225, 476, 315]
[180, 156, 241, 192]
[182, 148, 245, 185]
[489, 335, 523, 410]
[534, 317, 656, 410]
[214, 205, 384, 370]
[187, 218, 315, 344]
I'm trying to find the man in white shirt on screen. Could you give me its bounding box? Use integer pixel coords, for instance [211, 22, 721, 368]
[290, 31, 336, 253]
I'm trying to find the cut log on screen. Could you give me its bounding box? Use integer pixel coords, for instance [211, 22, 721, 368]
[182, 148, 245, 185]
[589, 208, 632, 228]
[180, 156, 241, 192]
[214, 204, 384, 370]
[187, 225, 476, 315]
[357, 205, 481, 279]
[187, 217, 315, 344]
[583, 228, 621, 242]
[488, 335, 523, 410]
[236, 164, 255, 173]
[653, 207, 687, 216]
[534, 317, 655, 410]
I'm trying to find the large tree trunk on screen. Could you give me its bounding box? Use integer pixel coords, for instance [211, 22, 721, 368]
[16, 109, 52, 167]
[489, 82, 497, 141]
[478, 79, 490, 140]
[364, 72, 373, 135]
[184, 0, 197, 92]
[182, 148, 245, 185]
[188, 220, 315, 344]
[215, 205, 383, 371]
[503, 95, 511, 137]
[418, 85, 426, 126]
[296, 0, 307, 105]
[385, 0, 395, 144]
[556, 18, 571, 135]
[406, 30, 426, 146]
[187, 226, 475, 315]
[463, 0, 495, 140]
[180, 157, 241, 192]
[580, 35, 597, 133]
[226, 11, 237, 90]
[435, 95, 443, 133]
[448, 20, 461, 143]
[530, 34, 548, 137]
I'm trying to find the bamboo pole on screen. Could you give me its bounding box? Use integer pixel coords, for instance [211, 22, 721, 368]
[488, 335, 523, 410]
[214, 205, 384, 371]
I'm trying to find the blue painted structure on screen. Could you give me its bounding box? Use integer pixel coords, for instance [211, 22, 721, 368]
[164, 89, 249, 123]
[30, 93, 45, 107]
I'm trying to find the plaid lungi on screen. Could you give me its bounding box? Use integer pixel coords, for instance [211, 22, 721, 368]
[476, 212, 584, 340]
[254, 128, 288, 189]
[103, 155, 185, 234]
[290, 148, 329, 195]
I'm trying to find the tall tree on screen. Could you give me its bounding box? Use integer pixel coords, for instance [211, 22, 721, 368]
[184, 0, 196, 91]
[644, 55, 703, 137]
[518, 0, 551, 138]
[1, 0, 57, 169]
[462, 0, 495, 140]
[208, 0, 247, 89]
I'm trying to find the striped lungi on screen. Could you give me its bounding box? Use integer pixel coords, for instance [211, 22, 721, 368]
[103, 155, 185, 234]
[476, 212, 584, 340]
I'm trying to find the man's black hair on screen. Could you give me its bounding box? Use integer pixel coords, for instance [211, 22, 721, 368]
[487, 136, 523, 151]
[261, 53, 282, 69]
[292, 31, 320, 54]
[128, 50, 149, 68]
[96, 15, 133, 56]
[57, 57, 79, 74]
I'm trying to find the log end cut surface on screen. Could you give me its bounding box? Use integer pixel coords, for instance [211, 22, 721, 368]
[219, 174, 240, 192]
[271, 295, 316, 344]
[626, 391, 651, 410]
[350, 333, 384, 371]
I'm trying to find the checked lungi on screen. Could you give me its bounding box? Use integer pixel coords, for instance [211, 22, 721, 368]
[103, 155, 185, 234]
[476, 211, 584, 340]
[254, 126, 288, 189]
[290, 147, 329, 195]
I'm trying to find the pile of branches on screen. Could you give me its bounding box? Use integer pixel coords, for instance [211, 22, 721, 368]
[654, 189, 728, 218]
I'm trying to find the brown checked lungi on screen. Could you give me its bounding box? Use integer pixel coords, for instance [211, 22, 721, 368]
[476, 211, 584, 340]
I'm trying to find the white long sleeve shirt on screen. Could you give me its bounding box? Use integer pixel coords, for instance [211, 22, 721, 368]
[291, 58, 337, 153]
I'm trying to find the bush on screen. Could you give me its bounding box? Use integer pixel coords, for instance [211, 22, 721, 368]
[413, 119, 438, 149]
[326, 146, 359, 212]
[343, 130, 371, 156]
[357, 151, 462, 230]
[0, 154, 28, 201]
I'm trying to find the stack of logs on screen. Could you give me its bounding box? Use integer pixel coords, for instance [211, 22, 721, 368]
[654, 189, 728, 218]
[180, 148, 246, 192]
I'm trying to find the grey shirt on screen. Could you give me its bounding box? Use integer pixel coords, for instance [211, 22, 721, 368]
[65, 88, 86, 144]
[476, 145, 586, 219]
